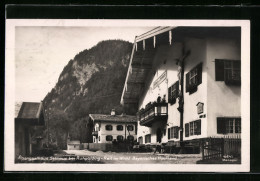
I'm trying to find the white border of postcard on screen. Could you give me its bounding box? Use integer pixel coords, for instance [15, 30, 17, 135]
[5, 19, 250, 172]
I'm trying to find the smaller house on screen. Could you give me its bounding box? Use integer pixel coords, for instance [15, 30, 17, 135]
[89, 109, 137, 144]
[15, 102, 45, 157]
[67, 134, 81, 150]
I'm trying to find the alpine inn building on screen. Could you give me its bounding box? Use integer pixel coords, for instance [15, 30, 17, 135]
[120, 27, 241, 149]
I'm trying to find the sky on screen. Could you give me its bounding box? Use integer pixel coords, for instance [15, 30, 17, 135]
[15, 26, 153, 102]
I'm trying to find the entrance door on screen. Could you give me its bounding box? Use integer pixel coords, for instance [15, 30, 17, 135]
[156, 128, 162, 143]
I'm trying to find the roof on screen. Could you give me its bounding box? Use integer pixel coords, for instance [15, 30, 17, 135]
[120, 26, 241, 105]
[135, 26, 175, 42]
[16, 102, 43, 119]
[89, 114, 137, 123]
[15, 102, 23, 118]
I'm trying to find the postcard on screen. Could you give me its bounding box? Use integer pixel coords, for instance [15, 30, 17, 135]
[5, 19, 250, 172]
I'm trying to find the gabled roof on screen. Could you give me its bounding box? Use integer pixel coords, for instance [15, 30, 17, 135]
[89, 114, 137, 123]
[15, 102, 45, 125]
[15, 102, 23, 118]
[16, 102, 43, 119]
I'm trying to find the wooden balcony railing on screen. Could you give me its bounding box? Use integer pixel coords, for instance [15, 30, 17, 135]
[138, 102, 168, 127]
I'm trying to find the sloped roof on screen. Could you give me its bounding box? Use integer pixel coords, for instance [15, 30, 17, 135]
[121, 26, 241, 105]
[15, 102, 23, 118]
[89, 114, 137, 123]
[16, 102, 43, 119]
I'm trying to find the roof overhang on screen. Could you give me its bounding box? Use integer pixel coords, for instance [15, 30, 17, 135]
[120, 26, 176, 105]
[120, 26, 241, 105]
[16, 102, 45, 126]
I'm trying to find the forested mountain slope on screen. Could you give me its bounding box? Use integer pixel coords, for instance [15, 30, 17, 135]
[42, 40, 136, 148]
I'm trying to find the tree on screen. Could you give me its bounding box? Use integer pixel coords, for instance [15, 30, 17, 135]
[48, 109, 71, 149]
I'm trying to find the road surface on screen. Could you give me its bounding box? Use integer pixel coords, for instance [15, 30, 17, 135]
[63, 149, 202, 164]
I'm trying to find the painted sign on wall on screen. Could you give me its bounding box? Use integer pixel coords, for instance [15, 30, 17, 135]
[196, 102, 204, 114]
[153, 71, 167, 89]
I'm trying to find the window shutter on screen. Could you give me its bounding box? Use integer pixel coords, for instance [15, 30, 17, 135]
[168, 86, 171, 103]
[171, 127, 174, 139]
[185, 73, 190, 92]
[168, 128, 170, 139]
[233, 61, 241, 85]
[176, 81, 179, 97]
[185, 123, 189, 137]
[197, 63, 203, 85]
[175, 127, 179, 139]
[215, 59, 225, 81]
[217, 118, 226, 134]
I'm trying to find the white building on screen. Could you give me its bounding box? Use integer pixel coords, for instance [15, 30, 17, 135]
[89, 110, 137, 143]
[120, 27, 241, 148]
[67, 134, 81, 150]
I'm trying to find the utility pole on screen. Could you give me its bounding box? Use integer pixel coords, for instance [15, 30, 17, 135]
[178, 59, 184, 144]
[177, 50, 190, 153]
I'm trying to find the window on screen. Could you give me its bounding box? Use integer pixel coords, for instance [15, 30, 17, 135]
[168, 81, 179, 104]
[117, 135, 124, 141]
[117, 125, 123, 131]
[127, 125, 134, 131]
[215, 59, 241, 85]
[127, 135, 134, 141]
[138, 136, 143, 144]
[105, 125, 113, 131]
[217, 117, 241, 134]
[145, 134, 151, 143]
[189, 120, 201, 136]
[170, 127, 174, 139]
[95, 124, 100, 131]
[190, 122, 194, 136]
[194, 120, 201, 135]
[185, 123, 189, 137]
[168, 126, 179, 139]
[106, 135, 113, 141]
[173, 127, 179, 139]
[98, 136, 100, 141]
[186, 63, 202, 94]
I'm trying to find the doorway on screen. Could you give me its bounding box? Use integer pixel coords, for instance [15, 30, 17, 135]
[156, 128, 162, 143]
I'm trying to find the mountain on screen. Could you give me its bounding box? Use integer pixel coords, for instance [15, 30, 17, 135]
[42, 40, 137, 148]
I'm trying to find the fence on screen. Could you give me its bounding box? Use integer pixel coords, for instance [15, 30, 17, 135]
[202, 135, 241, 161]
[86, 143, 131, 152]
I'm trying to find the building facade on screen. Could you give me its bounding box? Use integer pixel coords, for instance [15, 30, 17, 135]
[120, 27, 241, 147]
[89, 110, 137, 143]
[15, 102, 45, 157]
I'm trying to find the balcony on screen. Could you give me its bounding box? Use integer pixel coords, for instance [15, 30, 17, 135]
[92, 131, 98, 137]
[138, 102, 168, 127]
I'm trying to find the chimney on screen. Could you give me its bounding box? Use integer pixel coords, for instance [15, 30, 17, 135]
[111, 109, 116, 116]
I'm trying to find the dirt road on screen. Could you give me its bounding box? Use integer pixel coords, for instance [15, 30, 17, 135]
[63, 150, 202, 164]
